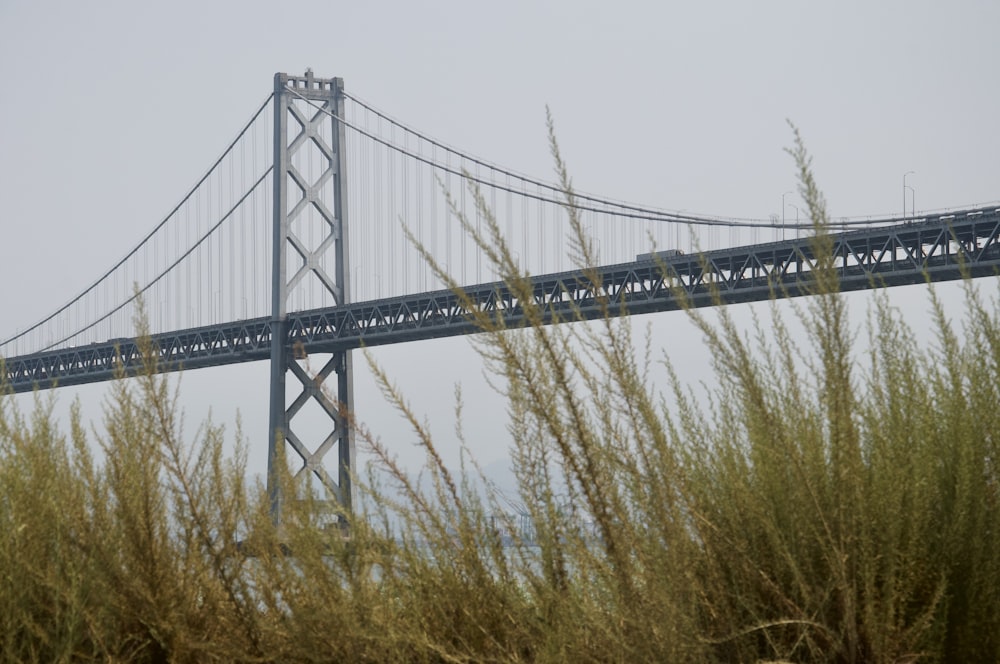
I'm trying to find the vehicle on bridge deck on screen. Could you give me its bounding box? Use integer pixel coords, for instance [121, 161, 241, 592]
[635, 248, 684, 263]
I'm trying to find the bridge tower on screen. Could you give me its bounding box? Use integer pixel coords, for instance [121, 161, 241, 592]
[268, 71, 353, 523]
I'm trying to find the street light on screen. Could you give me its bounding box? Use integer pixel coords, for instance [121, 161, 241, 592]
[788, 203, 801, 239]
[782, 191, 794, 241]
[905, 185, 915, 220]
[903, 171, 915, 218]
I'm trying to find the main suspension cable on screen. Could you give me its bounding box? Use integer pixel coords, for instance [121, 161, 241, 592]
[39, 167, 273, 352]
[342, 90, 933, 229]
[296, 88, 890, 231]
[1, 94, 274, 348]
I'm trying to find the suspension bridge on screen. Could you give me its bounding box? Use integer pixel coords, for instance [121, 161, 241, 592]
[2, 71, 999, 518]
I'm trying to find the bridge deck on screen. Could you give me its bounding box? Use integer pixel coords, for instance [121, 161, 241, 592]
[4, 207, 999, 394]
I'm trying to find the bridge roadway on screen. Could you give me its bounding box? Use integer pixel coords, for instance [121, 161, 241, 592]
[4, 206, 999, 394]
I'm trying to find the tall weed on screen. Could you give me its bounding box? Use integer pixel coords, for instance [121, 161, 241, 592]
[0, 126, 997, 661]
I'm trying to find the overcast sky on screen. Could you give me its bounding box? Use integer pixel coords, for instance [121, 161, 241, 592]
[1, 1, 998, 479]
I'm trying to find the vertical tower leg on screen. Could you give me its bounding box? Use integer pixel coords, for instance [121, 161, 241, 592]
[267, 71, 353, 524]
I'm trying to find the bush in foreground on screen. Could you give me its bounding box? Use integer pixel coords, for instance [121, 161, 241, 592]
[1, 128, 998, 662]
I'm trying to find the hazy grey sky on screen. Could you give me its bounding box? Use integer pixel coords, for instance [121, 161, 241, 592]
[1, 1, 998, 476]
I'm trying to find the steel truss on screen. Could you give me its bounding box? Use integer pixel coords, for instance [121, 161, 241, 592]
[5, 207, 1000, 396]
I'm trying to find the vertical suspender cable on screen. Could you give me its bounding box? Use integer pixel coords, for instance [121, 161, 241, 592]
[375, 115, 382, 298]
[460, 158, 467, 284]
[231, 134, 237, 322]
[489, 167, 496, 277]
[475, 162, 481, 281]
[403, 130, 409, 294]
[430, 143, 437, 290]
[415, 131, 423, 291]
[505, 173, 512, 273]
[445, 149, 452, 284]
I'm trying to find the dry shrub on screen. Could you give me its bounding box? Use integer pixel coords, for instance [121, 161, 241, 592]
[1, 126, 998, 662]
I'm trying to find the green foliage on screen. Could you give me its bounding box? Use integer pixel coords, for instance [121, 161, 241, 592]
[1, 127, 998, 662]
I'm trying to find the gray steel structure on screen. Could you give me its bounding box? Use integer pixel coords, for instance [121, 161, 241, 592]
[267, 72, 353, 520]
[5, 206, 999, 395]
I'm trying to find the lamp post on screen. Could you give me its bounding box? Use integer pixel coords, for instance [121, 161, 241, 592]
[782, 191, 794, 241]
[905, 185, 915, 219]
[903, 171, 915, 218]
[788, 203, 801, 239]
